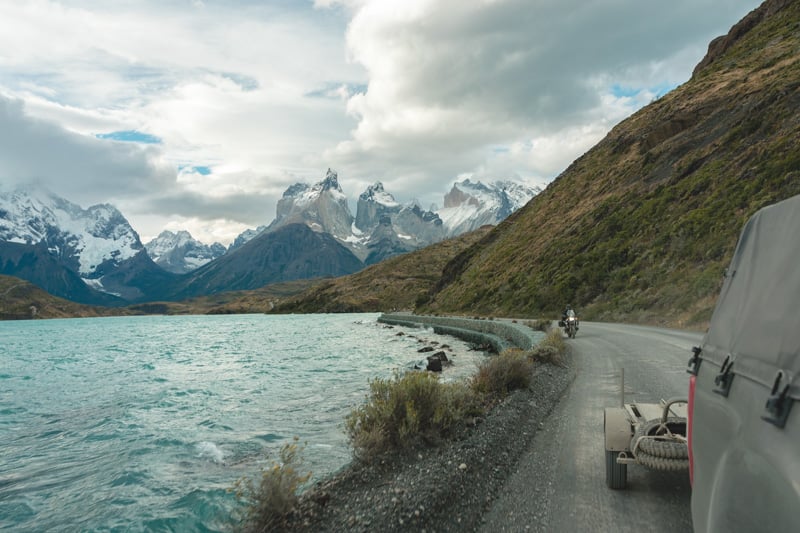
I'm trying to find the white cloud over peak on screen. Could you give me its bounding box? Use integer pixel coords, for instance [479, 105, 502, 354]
[0, 0, 760, 244]
[323, 0, 757, 197]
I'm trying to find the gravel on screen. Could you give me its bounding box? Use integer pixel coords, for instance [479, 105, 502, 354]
[278, 356, 576, 532]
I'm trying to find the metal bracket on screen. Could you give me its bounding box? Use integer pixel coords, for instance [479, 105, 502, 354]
[687, 345, 702, 376]
[762, 370, 794, 429]
[713, 355, 734, 397]
[660, 397, 688, 423]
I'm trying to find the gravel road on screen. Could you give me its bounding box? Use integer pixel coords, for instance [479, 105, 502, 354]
[481, 322, 703, 533]
[279, 322, 703, 532]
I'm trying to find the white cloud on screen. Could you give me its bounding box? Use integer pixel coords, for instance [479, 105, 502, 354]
[0, 0, 761, 244]
[324, 0, 758, 199]
[0, 95, 175, 197]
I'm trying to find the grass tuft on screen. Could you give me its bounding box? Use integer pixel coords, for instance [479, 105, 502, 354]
[471, 348, 534, 396]
[530, 329, 567, 366]
[233, 437, 312, 532]
[345, 371, 482, 461]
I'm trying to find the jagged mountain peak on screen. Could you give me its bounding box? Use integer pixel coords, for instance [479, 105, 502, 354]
[360, 182, 400, 207]
[267, 168, 353, 239]
[236, 171, 537, 270]
[439, 178, 540, 236]
[283, 183, 310, 198]
[144, 230, 226, 275]
[228, 225, 267, 252]
[321, 168, 342, 192]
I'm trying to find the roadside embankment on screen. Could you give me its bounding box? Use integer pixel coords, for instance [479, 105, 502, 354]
[280, 358, 575, 532]
[377, 313, 545, 353]
[268, 314, 573, 532]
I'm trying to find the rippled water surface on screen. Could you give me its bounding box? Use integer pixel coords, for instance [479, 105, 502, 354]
[0, 313, 487, 531]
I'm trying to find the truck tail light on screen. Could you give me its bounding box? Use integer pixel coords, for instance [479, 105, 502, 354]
[688, 374, 696, 486]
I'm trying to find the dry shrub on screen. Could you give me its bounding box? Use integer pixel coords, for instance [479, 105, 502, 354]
[471, 348, 534, 396]
[345, 371, 481, 461]
[531, 328, 567, 366]
[234, 438, 312, 531]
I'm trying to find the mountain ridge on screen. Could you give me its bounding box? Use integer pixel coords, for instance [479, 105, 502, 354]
[166, 223, 365, 300]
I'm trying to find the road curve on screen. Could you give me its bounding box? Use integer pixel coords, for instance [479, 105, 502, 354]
[480, 322, 704, 533]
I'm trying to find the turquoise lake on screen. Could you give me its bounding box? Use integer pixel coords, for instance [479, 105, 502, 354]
[0, 313, 488, 531]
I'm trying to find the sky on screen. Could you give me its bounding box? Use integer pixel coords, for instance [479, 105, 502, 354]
[0, 0, 760, 245]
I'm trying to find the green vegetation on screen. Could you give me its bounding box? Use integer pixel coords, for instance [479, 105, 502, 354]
[525, 319, 551, 332]
[233, 438, 312, 532]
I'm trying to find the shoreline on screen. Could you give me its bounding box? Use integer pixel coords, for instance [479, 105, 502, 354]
[377, 313, 546, 353]
[275, 317, 574, 532]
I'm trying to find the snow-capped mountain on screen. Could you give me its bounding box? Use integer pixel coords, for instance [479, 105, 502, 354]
[144, 230, 226, 274]
[355, 183, 445, 247]
[438, 179, 541, 236]
[0, 174, 540, 306]
[355, 182, 401, 230]
[267, 168, 353, 240]
[231, 172, 539, 266]
[0, 186, 174, 303]
[352, 183, 444, 263]
[227, 225, 267, 252]
[0, 187, 143, 277]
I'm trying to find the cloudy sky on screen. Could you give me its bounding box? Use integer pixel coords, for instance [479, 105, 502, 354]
[0, 0, 759, 245]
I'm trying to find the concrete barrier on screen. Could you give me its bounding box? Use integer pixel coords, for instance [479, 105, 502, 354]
[378, 313, 545, 353]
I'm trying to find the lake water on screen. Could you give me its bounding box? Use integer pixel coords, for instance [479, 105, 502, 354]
[0, 313, 488, 531]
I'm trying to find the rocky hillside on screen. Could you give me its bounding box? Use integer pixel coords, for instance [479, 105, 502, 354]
[421, 0, 800, 326]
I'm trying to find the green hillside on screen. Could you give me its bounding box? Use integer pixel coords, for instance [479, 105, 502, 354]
[421, 0, 800, 327]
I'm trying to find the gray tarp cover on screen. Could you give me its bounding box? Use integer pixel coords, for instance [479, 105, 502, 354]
[702, 194, 800, 394]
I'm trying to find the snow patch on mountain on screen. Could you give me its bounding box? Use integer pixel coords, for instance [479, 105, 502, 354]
[0, 186, 143, 276]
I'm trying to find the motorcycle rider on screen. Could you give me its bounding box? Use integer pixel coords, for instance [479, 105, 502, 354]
[562, 305, 578, 329]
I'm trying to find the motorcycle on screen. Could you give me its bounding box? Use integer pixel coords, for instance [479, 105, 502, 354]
[560, 313, 579, 338]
